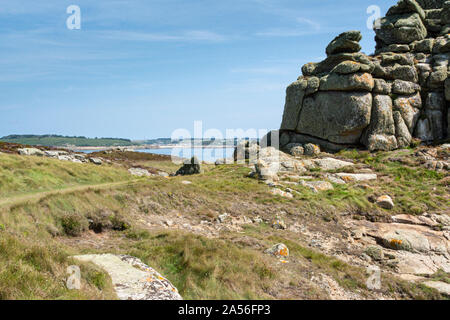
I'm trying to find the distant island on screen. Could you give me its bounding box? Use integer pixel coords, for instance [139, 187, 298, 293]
[0, 135, 137, 147]
[0, 134, 252, 149]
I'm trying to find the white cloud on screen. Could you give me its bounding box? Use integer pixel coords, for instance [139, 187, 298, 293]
[96, 30, 228, 43]
[255, 15, 325, 37]
[255, 28, 322, 37]
[296, 17, 321, 31]
[230, 67, 290, 75]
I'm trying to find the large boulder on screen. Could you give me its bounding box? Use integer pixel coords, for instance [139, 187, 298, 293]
[296, 91, 372, 144]
[387, 0, 426, 20]
[280, 79, 308, 131]
[376, 13, 427, 45]
[394, 111, 413, 147]
[302, 53, 374, 77]
[175, 156, 201, 175]
[393, 93, 422, 132]
[319, 73, 374, 91]
[18, 148, 45, 156]
[72, 254, 182, 300]
[416, 0, 446, 9]
[361, 95, 398, 151]
[279, 0, 449, 151]
[325, 31, 362, 56]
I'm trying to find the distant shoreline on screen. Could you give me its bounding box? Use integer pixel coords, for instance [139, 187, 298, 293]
[68, 145, 237, 151]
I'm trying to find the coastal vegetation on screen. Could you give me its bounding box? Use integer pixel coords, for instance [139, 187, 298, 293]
[0, 146, 447, 300]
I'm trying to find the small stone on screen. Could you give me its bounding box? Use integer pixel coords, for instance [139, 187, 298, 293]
[376, 195, 394, 210]
[217, 213, 229, 223]
[158, 171, 169, 177]
[333, 173, 377, 182]
[304, 143, 321, 156]
[252, 217, 263, 224]
[89, 158, 103, 165]
[271, 218, 287, 230]
[285, 143, 304, 157]
[300, 180, 334, 193]
[270, 188, 293, 198]
[351, 229, 364, 240]
[265, 243, 289, 257]
[164, 220, 174, 227]
[128, 168, 151, 177]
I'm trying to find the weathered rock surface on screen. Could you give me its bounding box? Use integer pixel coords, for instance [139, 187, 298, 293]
[326, 31, 362, 56]
[265, 244, 289, 257]
[296, 92, 372, 144]
[376, 195, 395, 209]
[249, 147, 357, 181]
[18, 148, 45, 156]
[300, 180, 334, 193]
[423, 281, 450, 296]
[280, 0, 449, 151]
[128, 168, 151, 177]
[348, 216, 450, 278]
[89, 158, 103, 165]
[175, 156, 201, 176]
[72, 254, 182, 300]
[16, 147, 103, 165]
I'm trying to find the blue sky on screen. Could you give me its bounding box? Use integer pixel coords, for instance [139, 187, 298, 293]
[0, 0, 396, 140]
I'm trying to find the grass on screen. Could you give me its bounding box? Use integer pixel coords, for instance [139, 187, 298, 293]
[0, 153, 132, 198]
[429, 270, 450, 284]
[0, 150, 447, 300]
[284, 148, 450, 216]
[122, 232, 278, 300]
[0, 233, 116, 300]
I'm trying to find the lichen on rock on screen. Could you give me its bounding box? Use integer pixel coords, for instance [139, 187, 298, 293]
[279, 0, 449, 152]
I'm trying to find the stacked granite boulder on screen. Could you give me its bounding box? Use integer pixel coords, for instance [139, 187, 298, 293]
[280, 0, 449, 152]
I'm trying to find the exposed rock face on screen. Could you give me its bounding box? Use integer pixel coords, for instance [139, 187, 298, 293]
[18, 148, 45, 156]
[72, 254, 182, 300]
[128, 167, 151, 177]
[175, 156, 202, 175]
[280, 0, 450, 152]
[296, 91, 372, 144]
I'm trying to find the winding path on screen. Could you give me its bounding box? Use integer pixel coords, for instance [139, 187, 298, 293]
[0, 179, 144, 209]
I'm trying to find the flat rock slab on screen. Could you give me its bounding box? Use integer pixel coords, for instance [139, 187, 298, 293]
[333, 173, 377, 182]
[72, 254, 182, 300]
[351, 220, 450, 276]
[394, 251, 450, 275]
[300, 180, 334, 192]
[311, 158, 355, 171]
[392, 214, 438, 227]
[423, 281, 450, 296]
